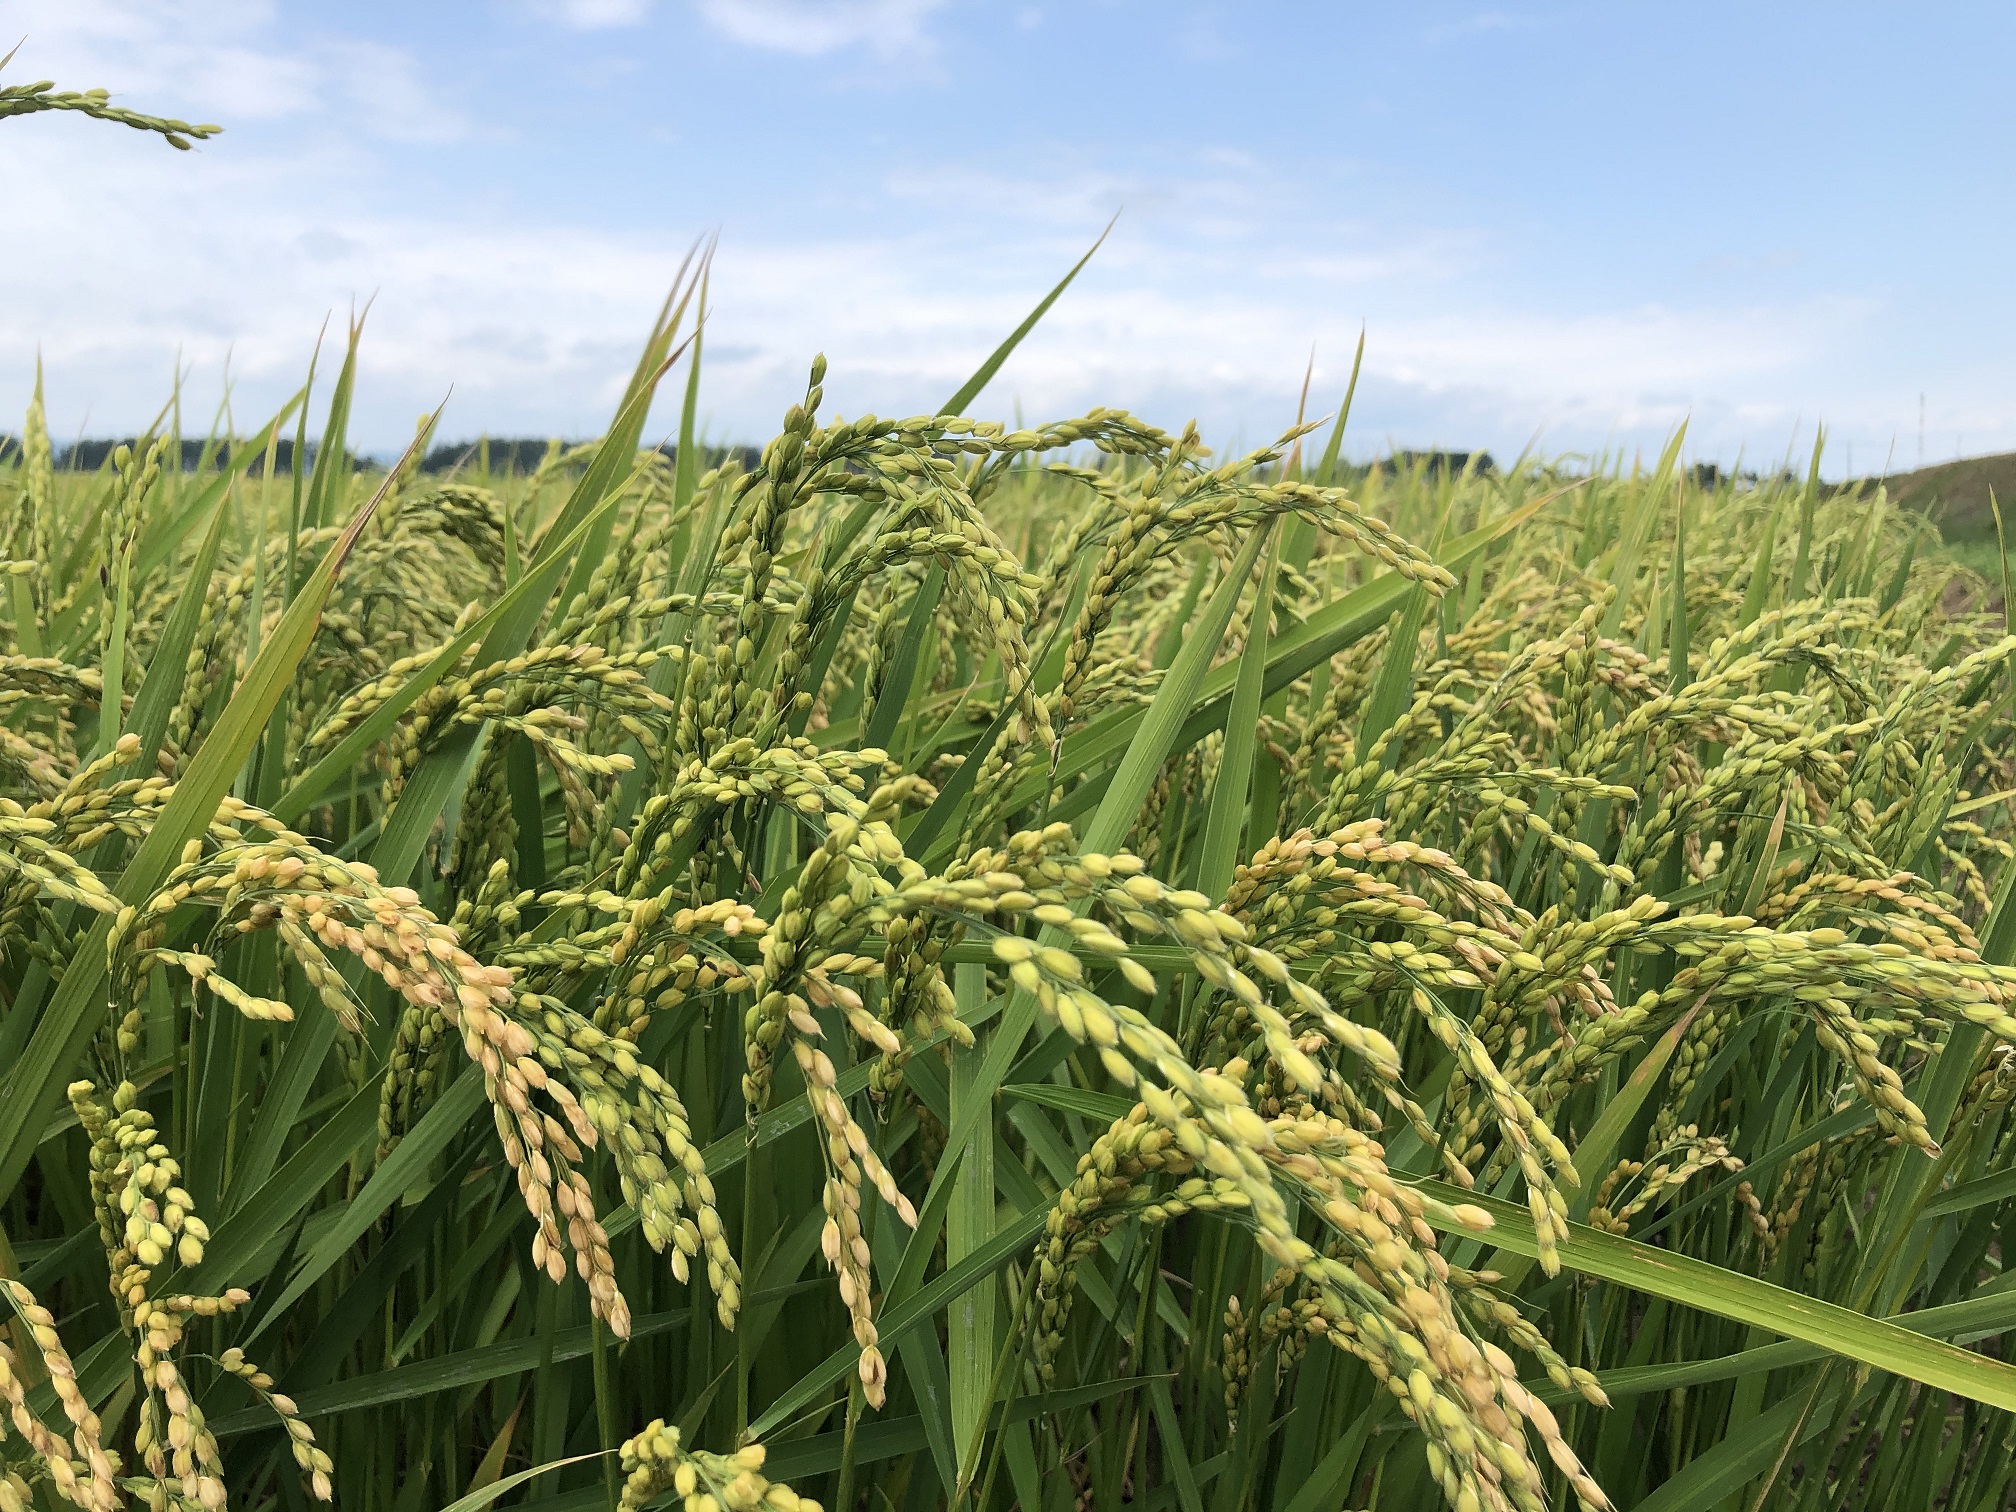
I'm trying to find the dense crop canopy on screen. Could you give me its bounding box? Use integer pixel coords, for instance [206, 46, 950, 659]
[1, 246, 2014, 1512]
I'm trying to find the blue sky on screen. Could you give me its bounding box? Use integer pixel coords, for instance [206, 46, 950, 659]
[4, 1, 2013, 473]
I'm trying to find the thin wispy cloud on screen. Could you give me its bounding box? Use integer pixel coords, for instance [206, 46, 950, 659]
[690, 0, 946, 57]
[1423, 11, 1536, 43]
[323, 40, 475, 143]
[4, 0, 470, 139]
[525, 0, 656, 27]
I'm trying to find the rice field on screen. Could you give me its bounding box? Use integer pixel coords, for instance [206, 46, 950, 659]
[5, 98, 2016, 1512]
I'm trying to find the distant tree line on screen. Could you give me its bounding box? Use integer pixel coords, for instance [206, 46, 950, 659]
[2, 440, 1848, 497]
[0, 436, 759, 476]
[0, 436, 356, 474]
[1366, 450, 1498, 477]
[417, 439, 761, 475]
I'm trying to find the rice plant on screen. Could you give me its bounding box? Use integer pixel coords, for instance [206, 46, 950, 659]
[4, 87, 2016, 1512]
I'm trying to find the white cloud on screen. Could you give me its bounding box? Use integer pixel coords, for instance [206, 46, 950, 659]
[322, 41, 473, 143]
[0, 0, 468, 139]
[690, 0, 945, 57]
[525, 0, 655, 27]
